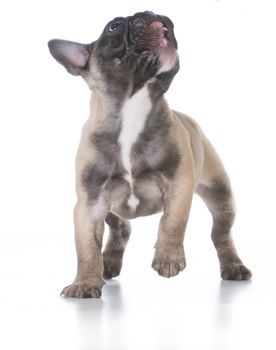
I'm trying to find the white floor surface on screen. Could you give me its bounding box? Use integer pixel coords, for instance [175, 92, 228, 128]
[1, 218, 275, 350]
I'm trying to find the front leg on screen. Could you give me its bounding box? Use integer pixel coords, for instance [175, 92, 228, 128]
[61, 200, 106, 298]
[152, 153, 195, 278]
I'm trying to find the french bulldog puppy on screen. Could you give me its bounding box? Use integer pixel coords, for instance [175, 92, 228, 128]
[48, 11, 252, 298]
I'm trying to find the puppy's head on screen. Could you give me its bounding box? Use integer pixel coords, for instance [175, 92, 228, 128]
[48, 11, 179, 95]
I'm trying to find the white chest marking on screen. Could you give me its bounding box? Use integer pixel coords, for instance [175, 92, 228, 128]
[119, 86, 152, 210]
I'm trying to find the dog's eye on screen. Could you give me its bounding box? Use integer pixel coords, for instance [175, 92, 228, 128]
[108, 21, 122, 32]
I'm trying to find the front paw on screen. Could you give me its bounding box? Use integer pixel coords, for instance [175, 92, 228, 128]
[221, 263, 252, 281]
[61, 281, 104, 298]
[152, 249, 186, 278]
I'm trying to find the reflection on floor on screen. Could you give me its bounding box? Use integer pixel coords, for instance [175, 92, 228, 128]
[0, 237, 274, 350]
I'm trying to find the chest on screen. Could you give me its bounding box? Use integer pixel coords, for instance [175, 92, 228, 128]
[89, 87, 179, 185]
[83, 87, 179, 215]
[103, 86, 163, 215]
[118, 86, 152, 178]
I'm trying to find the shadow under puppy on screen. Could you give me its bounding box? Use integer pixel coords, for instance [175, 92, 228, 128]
[48, 11, 252, 298]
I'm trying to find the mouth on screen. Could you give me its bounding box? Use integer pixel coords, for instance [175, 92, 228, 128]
[134, 20, 171, 55]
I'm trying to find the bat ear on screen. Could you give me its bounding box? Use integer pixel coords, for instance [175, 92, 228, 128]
[48, 39, 92, 76]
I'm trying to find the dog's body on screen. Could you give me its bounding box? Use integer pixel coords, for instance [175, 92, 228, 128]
[49, 11, 251, 298]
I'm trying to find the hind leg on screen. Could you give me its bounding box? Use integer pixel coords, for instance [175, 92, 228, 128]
[196, 138, 252, 280]
[103, 213, 131, 279]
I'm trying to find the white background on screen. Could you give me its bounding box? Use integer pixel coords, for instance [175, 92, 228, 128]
[1, 0, 276, 349]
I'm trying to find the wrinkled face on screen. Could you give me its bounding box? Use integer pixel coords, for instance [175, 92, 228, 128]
[48, 11, 179, 96]
[97, 12, 177, 59]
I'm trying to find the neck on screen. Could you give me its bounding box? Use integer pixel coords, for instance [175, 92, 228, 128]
[87, 84, 170, 136]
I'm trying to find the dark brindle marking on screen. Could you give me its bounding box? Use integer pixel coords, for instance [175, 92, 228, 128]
[49, 11, 252, 298]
